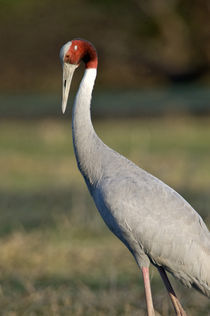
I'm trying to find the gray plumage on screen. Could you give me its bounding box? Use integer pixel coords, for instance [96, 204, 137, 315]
[60, 39, 210, 307]
[72, 68, 210, 298]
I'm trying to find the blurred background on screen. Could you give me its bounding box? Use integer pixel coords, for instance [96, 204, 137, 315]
[1, 0, 210, 314]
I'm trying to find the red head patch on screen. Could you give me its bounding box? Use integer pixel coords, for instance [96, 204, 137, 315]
[64, 39, 98, 69]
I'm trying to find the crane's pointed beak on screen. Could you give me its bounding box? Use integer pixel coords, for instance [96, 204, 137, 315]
[61, 63, 78, 114]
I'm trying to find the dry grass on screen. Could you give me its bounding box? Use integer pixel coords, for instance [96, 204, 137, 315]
[0, 117, 210, 315]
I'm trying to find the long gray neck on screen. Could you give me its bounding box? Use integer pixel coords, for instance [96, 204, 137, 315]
[72, 68, 103, 186]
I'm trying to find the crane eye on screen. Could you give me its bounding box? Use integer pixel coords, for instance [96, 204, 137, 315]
[74, 45, 78, 51]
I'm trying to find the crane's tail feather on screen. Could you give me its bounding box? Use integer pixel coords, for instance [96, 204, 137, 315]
[169, 268, 210, 299]
[191, 280, 210, 298]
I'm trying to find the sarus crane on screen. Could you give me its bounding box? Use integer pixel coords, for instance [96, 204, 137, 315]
[59, 38, 210, 316]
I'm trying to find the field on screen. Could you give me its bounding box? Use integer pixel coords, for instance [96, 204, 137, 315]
[0, 117, 210, 315]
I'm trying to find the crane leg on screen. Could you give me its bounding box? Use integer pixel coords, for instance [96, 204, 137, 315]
[142, 266, 155, 316]
[157, 266, 187, 316]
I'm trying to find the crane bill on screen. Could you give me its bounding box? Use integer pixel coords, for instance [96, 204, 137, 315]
[62, 63, 78, 114]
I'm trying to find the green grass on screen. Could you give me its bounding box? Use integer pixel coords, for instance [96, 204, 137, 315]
[0, 117, 210, 315]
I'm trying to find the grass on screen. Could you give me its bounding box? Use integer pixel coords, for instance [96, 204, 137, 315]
[0, 116, 210, 315]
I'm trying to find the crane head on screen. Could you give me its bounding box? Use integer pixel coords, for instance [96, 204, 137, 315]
[60, 39, 98, 113]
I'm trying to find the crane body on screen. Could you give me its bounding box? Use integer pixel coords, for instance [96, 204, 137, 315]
[60, 39, 210, 315]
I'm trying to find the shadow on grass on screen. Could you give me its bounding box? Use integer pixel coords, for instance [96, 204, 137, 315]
[0, 187, 97, 236]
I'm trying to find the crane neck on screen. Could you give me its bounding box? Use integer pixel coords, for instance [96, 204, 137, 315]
[72, 68, 101, 186]
[72, 68, 96, 133]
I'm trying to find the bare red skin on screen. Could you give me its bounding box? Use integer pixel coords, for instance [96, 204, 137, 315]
[64, 39, 98, 69]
